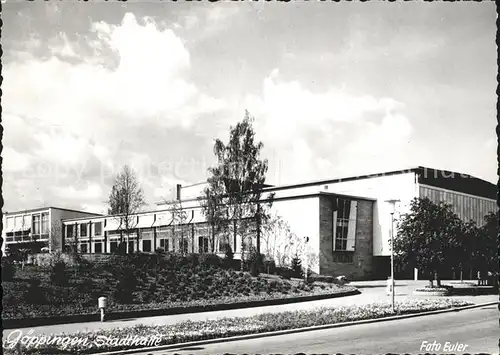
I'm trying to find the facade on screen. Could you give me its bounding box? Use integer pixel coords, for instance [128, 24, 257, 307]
[160, 166, 497, 279]
[18, 166, 495, 281]
[2, 207, 102, 255]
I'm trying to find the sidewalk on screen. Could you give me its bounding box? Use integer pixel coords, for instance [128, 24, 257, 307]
[3, 280, 497, 337]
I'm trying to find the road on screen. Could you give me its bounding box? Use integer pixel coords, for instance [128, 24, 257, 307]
[137, 305, 499, 354]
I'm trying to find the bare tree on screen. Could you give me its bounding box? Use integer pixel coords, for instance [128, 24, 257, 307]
[167, 199, 189, 254]
[108, 165, 147, 253]
[261, 213, 314, 269]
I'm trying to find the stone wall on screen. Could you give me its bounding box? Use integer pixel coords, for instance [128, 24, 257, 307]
[319, 195, 374, 280]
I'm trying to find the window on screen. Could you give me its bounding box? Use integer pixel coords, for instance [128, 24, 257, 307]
[80, 224, 88, 237]
[179, 239, 189, 254]
[94, 222, 102, 236]
[128, 241, 134, 253]
[198, 236, 209, 253]
[6, 217, 13, 231]
[334, 199, 351, 251]
[110, 242, 118, 253]
[142, 240, 152, 253]
[80, 243, 88, 253]
[32, 215, 41, 235]
[41, 213, 49, 234]
[14, 216, 21, 230]
[94, 242, 103, 253]
[159, 239, 169, 251]
[23, 215, 31, 229]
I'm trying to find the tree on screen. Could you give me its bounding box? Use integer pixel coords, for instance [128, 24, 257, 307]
[476, 211, 499, 275]
[261, 213, 309, 269]
[108, 165, 147, 253]
[199, 181, 227, 253]
[200, 111, 274, 270]
[455, 220, 479, 281]
[169, 199, 189, 254]
[393, 197, 462, 287]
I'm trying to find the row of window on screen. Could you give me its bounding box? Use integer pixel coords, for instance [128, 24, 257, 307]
[66, 222, 102, 238]
[76, 236, 213, 254]
[5, 212, 49, 235]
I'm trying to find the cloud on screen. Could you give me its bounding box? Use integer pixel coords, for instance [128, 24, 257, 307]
[174, 5, 242, 41]
[2, 12, 228, 212]
[243, 70, 403, 146]
[3, 147, 32, 173]
[239, 70, 413, 184]
[51, 183, 104, 201]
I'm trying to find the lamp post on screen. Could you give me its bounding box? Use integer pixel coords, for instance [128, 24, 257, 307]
[304, 236, 309, 282]
[385, 199, 400, 313]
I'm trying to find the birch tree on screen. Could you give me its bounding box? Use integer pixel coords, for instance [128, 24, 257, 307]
[200, 111, 274, 270]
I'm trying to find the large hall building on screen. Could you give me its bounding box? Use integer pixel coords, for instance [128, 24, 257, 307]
[2, 166, 497, 280]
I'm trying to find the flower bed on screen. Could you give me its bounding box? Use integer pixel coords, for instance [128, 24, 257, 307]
[3, 299, 472, 355]
[413, 287, 450, 296]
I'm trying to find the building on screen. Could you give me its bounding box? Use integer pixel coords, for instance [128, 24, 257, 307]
[56, 166, 497, 280]
[160, 166, 496, 279]
[2, 207, 102, 255]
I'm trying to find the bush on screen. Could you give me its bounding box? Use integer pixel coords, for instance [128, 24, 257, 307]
[2, 260, 15, 281]
[199, 253, 222, 269]
[248, 249, 265, 277]
[263, 259, 276, 275]
[115, 242, 127, 255]
[310, 275, 334, 283]
[113, 266, 138, 304]
[291, 255, 303, 278]
[24, 279, 45, 305]
[275, 266, 292, 280]
[50, 261, 67, 286]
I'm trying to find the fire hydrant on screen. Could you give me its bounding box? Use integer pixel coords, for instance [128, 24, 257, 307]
[98, 297, 107, 322]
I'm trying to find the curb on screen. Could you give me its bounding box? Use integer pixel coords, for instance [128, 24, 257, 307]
[3, 289, 360, 329]
[95, 300, 499, 355]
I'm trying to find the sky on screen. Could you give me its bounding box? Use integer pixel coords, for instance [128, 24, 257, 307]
[2, 1, 497, 214]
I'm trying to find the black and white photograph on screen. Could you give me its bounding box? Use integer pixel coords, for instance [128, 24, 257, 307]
[1, 1, 498, 354]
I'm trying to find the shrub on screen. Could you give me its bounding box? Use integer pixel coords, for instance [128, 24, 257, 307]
[115, 242, 127, 255]
[276, 266, 292, 280]
[310, 275, 334, 283]
[2, 260, 15, 281]
[50, 261, 67, 286]
[290, 255, 303, 278]
[113, 266, 138, 304]
[224, 243, 234, 264]
[199, 254, 222, 269]
[248, 249, 265, 277]
[24, 279, 45, 305]
[263, 259, 276, 275]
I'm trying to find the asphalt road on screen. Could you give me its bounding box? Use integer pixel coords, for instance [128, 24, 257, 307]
[138, 305, 499, 355]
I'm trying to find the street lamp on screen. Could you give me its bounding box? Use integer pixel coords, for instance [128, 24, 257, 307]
[304, 236, 309, 282]
[385, 199, 400, 313]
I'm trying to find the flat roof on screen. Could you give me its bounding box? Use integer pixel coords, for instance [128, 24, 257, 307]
[4, 206, 103, 216]
[162, 166, 497, 202]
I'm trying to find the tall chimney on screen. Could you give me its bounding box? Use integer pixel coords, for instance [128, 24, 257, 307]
[176, 184, 182, 201]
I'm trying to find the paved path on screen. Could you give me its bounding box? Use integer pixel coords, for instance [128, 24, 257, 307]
[156, 303, 499, 354]
[3, 280, 497, 337]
